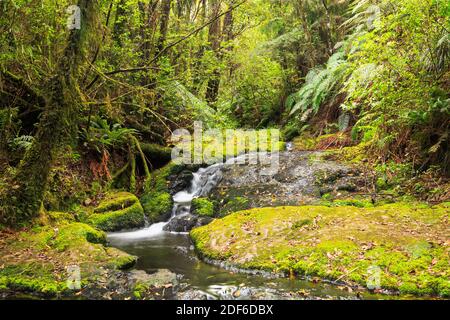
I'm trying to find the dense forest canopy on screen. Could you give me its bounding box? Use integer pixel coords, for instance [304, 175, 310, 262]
[0, 0, 449, 224]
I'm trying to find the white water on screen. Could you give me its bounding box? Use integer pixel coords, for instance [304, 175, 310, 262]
[108, 221, 167, 239]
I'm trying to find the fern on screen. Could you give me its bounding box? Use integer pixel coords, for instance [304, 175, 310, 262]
[9, 135, 34, 150]
[81, 117, 138, 153]
[342, 0, 381, 32]
[287, 50, 349, 119]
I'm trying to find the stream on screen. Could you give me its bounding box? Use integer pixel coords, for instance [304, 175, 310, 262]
[108, 153, 386, 300]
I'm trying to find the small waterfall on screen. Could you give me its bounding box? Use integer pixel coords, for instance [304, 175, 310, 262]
[108, 153, 270, 239]
[109, 161, 226, 239]
[171, 164, 224, 217]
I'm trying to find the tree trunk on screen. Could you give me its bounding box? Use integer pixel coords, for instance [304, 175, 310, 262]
[0, 0, 99, 226]
[139, 0, 160, 84]
[156, 0, 172, 55]
[113, 0, 127, 47]
[321, 0, 334, 55]
[296, 0, 315, 70]
[191, 0, 207, 94]
[205, 0, 223, 106]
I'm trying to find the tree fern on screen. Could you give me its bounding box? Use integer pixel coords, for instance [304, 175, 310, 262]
[287, 50, 349, 119]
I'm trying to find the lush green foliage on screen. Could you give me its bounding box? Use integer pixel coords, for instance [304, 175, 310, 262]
[285, 0, 449, 173]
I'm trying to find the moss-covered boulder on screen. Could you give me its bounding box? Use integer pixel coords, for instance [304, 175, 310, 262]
[87, 192, 145, 232]
[191, 203, 450, 297]
[217, 196, 250, 217]
[140, 163, 178, 222]
[43, 211, 76, 225]
[52, 222, 107, 250]
[131, 269, 178, 300]
[140, 143, 172, 165]
[141, 192, 173, 222]
[191, 198, 215, 217]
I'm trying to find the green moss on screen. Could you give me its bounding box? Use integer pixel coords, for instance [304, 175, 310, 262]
[94, 192, 138, 213]
[0, 264, 66, 296]
[84, 192, 145, 231]
[191, 203, 450, 297]
[46, 211, 76, 224]
[315, 198, 377, 208]
[109, 252, 137, 270]
[140, 163, 178, 222]
[292, 135, 318, 150]
[52, 223, 106, 251]
[219, 196, 249, 216]
[145, 162, 178, 193]
[434, 202, 450, 208]
[291, 218, 312, 229]
[333, 142, 371, 164]
[292, 133, 351, 151]
[0, 219, 138, 297]
[141, 192, 173, 222]
[133, 282, 148, 299]
[140, 143, 172, 164]
[332, 199, 375, 208]
[321, 193, 333, 201]
[192, 198, 214, 217]
[88, 201, 145, 232]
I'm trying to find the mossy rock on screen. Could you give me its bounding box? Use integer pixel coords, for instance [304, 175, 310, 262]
[292, 135, 319, 151]
[131, 269, 178, 299]
[191, 203, 450, 297]
[333, 142, 371, 164]
[45, 211, 76, 224]
[192, 198, 215, 217]
[88, 192, 145, 232]
[0, 264, 67, 296]
[140, 163, 179, 222]
[94, 192, 139, 213]
[140, 142, 172, 165]
[52, 223, 106, 251]
[140, 192, 173, 223]
[218, 196, 250, 216]
[106, 247, 137, 270]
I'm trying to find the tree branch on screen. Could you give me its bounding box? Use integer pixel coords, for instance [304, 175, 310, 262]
[85, 0, 246, 90]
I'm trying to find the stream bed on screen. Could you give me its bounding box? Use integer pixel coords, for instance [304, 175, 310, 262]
[108, 152, 389, 300]
[108, 227, 392, 300]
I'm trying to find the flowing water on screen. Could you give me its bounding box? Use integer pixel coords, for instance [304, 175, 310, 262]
[108, 153, 384, 300]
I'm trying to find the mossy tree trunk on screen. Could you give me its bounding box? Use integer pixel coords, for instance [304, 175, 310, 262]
[0, 0, 99, 226]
